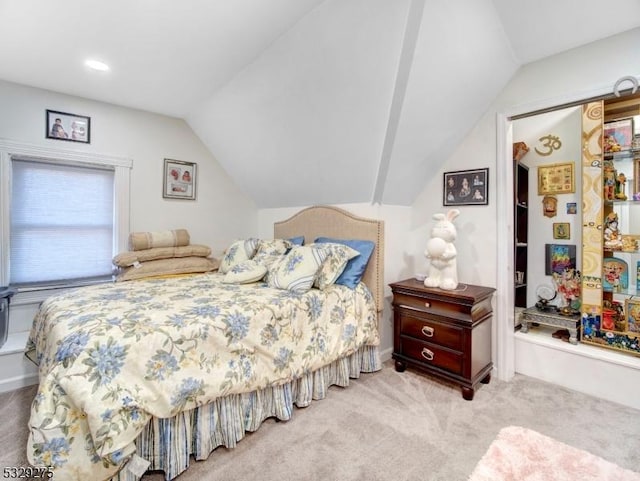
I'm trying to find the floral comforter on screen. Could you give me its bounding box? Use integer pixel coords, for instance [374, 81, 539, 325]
[26, 273, 379, 481]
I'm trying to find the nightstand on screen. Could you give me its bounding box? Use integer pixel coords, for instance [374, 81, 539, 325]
[390, 279, 495, 400]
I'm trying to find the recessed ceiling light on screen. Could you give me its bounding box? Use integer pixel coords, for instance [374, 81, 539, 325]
[85, 59, 110, 72]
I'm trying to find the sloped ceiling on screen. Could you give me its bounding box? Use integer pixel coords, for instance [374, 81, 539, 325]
[1, 0, 639, 207]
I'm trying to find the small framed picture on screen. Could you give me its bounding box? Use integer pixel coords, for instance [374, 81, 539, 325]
[538, 162, 574, 195]
[443, 168, 488, 206]
[625, 298, 640, 333]
[545, 244, 576, 276]
[566, 202, 577, 214]
[46, 109, 91, 143]
[553, 222, 570, 240]
[604, 118, 633, 153]
[163, 158, 197, 200]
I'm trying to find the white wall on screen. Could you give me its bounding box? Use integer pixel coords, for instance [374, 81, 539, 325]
[513, 107, 582, 307]
[0, 79, 257, 257]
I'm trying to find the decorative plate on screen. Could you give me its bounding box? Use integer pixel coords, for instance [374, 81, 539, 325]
[536, 284, 557, 302]
[535, 283, 557, 311]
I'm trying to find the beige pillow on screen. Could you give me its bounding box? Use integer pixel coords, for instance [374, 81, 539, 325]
[116, 256, 219, 282]
[128, 229, 190, 251]
[113, 244, 212, 267]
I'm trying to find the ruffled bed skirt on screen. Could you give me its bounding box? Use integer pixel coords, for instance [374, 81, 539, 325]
[111, 344, 381, 481]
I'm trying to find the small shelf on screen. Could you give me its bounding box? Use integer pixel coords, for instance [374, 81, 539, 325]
[604, 148, 640, 161]
[514, 157, 529, 310]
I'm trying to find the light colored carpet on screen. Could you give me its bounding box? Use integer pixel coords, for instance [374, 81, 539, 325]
[469, 425, 640, 481]
[1, 361, 640, 481]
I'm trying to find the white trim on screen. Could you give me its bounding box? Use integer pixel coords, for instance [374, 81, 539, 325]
[0, 138, 132, 287]
[0, 138, 132, 168]
[496, 75, 640, 380]
[0, 372, 38, 393]
[495, 113, 514, 381]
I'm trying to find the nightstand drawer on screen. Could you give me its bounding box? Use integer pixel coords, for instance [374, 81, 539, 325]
[399, 314, 462, 351]
[393, 292, 452, 318]
[400, 336, 463, 375]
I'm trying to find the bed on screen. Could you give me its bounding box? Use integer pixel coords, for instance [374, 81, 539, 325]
[25, 205, 385, 481]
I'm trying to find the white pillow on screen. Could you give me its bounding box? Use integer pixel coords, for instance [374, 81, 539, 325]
[253, 238, 292, 262]
[267, 245, 327, 293]
[222, 260, 268, 284]
[219, 238, 259, 274]
[313, 242, 360, 289]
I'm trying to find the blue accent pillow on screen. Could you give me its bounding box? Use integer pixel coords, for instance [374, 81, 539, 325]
[288, 236, 304, 246]
[314, 237, 375, 289]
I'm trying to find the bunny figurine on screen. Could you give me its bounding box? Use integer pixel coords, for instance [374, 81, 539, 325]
[424, 209, 460, 290]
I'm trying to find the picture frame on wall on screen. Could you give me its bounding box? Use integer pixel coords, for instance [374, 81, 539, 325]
[46, 109, 91, 143]
[625, 298, 640, 333]
[545, 243, 576, 275]
[163, 158, 197, 200]
[538, 162, 574, 195]
[604, 118, 633, 153]
[443, 168, 489, 206]
[553, 222, 570, 240]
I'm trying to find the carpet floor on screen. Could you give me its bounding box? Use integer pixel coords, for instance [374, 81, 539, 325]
[1, 361, 639, 481]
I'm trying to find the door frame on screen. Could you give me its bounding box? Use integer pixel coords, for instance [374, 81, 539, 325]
[494, 81, 635, 381]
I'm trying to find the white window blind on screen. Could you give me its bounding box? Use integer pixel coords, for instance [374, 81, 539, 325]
[10, 158, 115, 286]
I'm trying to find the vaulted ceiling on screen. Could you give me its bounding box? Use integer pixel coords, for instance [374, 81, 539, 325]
[1, 0, 639, 207]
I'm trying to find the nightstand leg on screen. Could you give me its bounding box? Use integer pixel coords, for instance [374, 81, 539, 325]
[481, 372, 491, 384]
[462, 387, 475, 401]
[394, 360, 407, 372]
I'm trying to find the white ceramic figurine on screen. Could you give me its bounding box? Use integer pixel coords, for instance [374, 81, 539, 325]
[424, 209, 460, 290]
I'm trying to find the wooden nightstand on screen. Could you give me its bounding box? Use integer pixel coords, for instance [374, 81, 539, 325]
[389, 279, 495, 400]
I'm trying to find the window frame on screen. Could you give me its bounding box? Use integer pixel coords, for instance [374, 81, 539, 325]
[0, 139, 132, 303]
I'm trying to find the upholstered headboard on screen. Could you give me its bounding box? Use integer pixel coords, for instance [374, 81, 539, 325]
[274, 205, 384, 314]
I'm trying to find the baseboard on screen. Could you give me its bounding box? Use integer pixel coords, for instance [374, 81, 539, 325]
[379, 346, 393, 362]
[515, 328, 640, 410]
[0, 372, 38, 393]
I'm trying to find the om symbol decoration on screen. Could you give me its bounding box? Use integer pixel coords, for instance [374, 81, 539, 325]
[535, 134, 562, 156]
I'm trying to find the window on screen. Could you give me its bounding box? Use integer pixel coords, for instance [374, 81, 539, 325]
[0, 140, 132, 293]
[10, 158, 115, 286]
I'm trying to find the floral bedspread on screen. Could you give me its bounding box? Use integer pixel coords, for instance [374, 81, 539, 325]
[26, 273, 379, 481]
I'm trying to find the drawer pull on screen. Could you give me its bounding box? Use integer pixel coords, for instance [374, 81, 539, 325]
[424, 301, 431, 308]
[421, 325, 435, 337]
[421, 348, 434, 361]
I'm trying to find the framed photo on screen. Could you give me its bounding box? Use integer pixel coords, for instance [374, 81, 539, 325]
[604, 118, 633, 153]
[625, 298, 640, 333]
[545, 243, 576, 276]
[46, 109, 90, 143]
[163, 159, 197, 200]
[443, 168, 488, 206]
[553, 222, 570, 240]
[538, 162, 574, 195]
[566, 202, 577, 214]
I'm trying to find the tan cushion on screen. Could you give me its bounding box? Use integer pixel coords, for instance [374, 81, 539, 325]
[116, 256, 219, 282]
[113, 244, 212, 267]
[128, 229, 190, 251]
